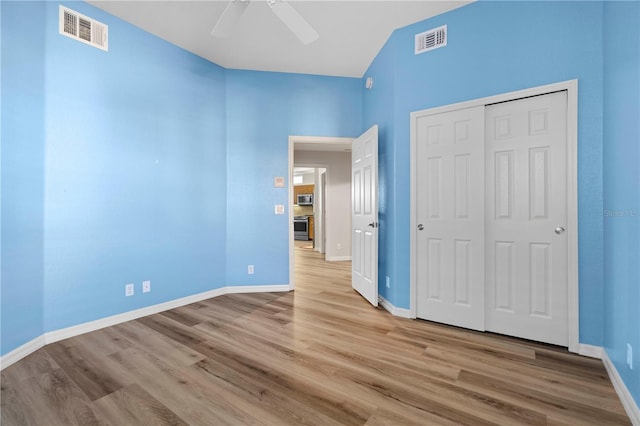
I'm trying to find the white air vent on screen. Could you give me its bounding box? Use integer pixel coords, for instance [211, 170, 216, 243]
[415, 25, 447, 55]
[59, 5, 108, 51]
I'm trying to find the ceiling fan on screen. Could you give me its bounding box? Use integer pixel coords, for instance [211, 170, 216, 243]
[211, 0, 319, 45]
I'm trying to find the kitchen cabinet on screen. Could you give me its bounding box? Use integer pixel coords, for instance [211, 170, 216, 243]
[308, 216, 314, 240]
[294, 184, 314, 203]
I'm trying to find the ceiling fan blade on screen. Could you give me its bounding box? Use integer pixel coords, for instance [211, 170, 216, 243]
[211, 0, 250, 38]
[269, 0, 319, 45]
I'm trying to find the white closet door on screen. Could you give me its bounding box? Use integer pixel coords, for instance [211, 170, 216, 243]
[416, 106, 485, 331]
[485, 91, 568, 346]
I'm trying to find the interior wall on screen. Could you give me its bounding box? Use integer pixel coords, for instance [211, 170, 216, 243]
[299, 172, 315, 184]
[603, 0, 640, 407]
[225, 70, 362, 285]
[1, 1, 46, 355]
[0, 1, 363, 356]
[363, 0, 606, 346]
[1, 0, 229, 351]
[295, 151, 352, 260]
[362, 36, 397, 303]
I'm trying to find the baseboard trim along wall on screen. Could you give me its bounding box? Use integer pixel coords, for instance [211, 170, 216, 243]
[0, 284, 290, 370]
[325, 256, 352, 262]
[602, 349, 640, 425]
[0, 335, 47, 371]
[378, 295, 411, 319]
[577, 344, 640, 424]
[578, 343, 604, 359]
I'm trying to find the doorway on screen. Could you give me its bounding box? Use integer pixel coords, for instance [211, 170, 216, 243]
[293, 166, 318, 245]
[288, 136, 354, 290]
[410, 80, 579, 352]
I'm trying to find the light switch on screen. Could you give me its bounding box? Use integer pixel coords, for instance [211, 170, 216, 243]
[275, 204, 285, 215]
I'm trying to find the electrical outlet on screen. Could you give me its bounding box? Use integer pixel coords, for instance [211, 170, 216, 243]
[142, 280, 151, 293]
[125, 283, 134, 297]
[628, 344, 633, 370]
[386, 276, 390, 289]
[337, 243, 342, 250]
[248, 265, 254, 275]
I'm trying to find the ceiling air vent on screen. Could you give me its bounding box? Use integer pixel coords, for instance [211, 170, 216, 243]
[59, 5, 108, 51]
[415, 25, 447, 55]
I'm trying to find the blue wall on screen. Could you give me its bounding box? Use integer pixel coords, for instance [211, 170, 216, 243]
[603, 1, 640, 407]
[225, 70, 362, 286]
[0, 1, 362, 355]
[1, 1, 47, 354]
[0, 0, 228, 352]
[41, 1, 228, 332]
[363, 1, 606, 345]
[362, 37, 397, 303]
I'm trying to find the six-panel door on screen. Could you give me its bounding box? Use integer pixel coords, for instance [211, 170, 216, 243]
[485, 91, 568, 346]
[416, 106, 486, 330]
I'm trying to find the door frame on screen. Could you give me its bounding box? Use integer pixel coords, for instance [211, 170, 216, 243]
[409, 79, 579, 353]
[288, 135, 354, 290]
[320, 170, 327, 254]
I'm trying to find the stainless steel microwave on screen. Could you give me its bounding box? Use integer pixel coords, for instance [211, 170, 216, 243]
[297, 194, 313, 206]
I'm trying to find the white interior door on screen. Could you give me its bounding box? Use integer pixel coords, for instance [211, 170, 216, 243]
[415, 106, 486, 330]
[352, 125, 379, 306]
[485, 91, 568, 346]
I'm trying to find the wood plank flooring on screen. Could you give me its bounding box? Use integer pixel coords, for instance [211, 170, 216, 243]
[1, 243, 630, 425]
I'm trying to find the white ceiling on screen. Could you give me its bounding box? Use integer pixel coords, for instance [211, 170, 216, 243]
[88, 0, 470, 78]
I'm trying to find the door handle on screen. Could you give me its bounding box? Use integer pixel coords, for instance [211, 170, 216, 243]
[368, 222, 378, 228]
[417, 224, 424, 231]
[554, 226, 565, 235]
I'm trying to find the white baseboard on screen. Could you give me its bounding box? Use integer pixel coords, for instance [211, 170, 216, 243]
[0, 335, 46, 371]
[226, 284, 290, 294]
[602, 349, 640, 425]
[0, 284, 290, 370]
[326, 256, 351, 262]
[43, 286, 230, 345]
[578, 343, 603, 359]
[379, 295, 411, 319]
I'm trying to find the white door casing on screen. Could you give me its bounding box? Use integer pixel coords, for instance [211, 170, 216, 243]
[485, 91, 568, 346]
[321, 172, 327, 254]
[288, 135, 356, 290]
[352, 125, 379, 306]
[415, 106, 486, 330]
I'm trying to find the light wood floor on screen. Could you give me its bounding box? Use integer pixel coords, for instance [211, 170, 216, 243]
[1, 243, 630, 425]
